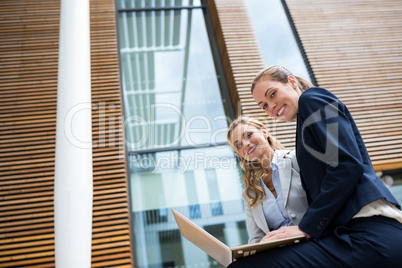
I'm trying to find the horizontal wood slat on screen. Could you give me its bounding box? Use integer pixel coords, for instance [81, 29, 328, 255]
[210, 0, 402, 171]
[208, 0, 298, 151]
[207, 0, 265, 118]
[89, 0, 133, 266]
[0, 0, 133, 267]
[286, 0, 402, 170]
[0, 0, 60, 267]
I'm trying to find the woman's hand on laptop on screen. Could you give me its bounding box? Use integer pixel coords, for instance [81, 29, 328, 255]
[260, 226, 311, 242]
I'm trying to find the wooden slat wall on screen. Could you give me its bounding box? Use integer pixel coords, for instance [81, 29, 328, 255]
[0, 0, 133, 267]
[285, 0, 402, 171]
[209, 0, 402, 171]
[0, 1, 59, 266]
[90, 1, 133, 267]
[206, 0, 264, 117]
[207, 0, 298, 150]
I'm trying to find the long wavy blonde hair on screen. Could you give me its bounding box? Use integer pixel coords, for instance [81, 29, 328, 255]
[227, 116, 284, 208]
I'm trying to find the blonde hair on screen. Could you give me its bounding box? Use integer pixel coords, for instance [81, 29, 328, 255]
[227, 116, 284, 208]
[251, 65, 314, 93]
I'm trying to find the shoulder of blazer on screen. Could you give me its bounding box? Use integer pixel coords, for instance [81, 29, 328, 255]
[276, 149, 299, 172]
[242, 185, 257, 201]
[276, 149, 291, 159]
[298, 87, 344, 119]
[276, 150, 293, 161]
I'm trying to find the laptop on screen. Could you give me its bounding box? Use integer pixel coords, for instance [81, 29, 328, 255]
[172, 209, 305, 267]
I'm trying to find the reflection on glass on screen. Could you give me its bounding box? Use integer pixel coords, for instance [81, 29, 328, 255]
[129, 147, 243, 212]
[116, 0, 202, 10]
[129, 147, 246, 267]
[390, 185, 402, 204]
[116, 1, 248, 267]
[244, 0, 311, 80]
[158, 229, 184, 267]
[204, 224, 226, 267]
[388, 172, 402, 204]
[118, 6, 227, 151]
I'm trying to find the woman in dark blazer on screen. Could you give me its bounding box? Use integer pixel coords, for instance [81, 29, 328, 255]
[228, 66, 402, 267]
[227, 116, 308, 244]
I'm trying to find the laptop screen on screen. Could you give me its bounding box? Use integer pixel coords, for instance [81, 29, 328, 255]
[172, 209, 233, 267]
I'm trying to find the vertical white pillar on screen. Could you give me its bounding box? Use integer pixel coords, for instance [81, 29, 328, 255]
[54, 0, 92, 267]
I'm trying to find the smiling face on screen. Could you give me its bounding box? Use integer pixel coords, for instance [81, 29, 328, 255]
[252, 76, 302, 122]
[229, 123, 274, 164]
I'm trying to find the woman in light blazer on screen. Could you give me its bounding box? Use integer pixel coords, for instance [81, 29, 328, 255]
[227, 116, 308, 243]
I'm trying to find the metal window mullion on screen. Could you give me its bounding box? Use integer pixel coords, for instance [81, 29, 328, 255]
[126, 141, 229, 154]
[118, 6, 204, 13]
[121, 4, 139, 152]
[122, 13, 136, 93]
[169, 2, 174, 46]
[151, 5, 156, 48]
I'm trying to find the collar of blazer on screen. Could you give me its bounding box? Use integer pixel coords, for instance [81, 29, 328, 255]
[245, 149, 293, 202]
[276, 149, 293, 208]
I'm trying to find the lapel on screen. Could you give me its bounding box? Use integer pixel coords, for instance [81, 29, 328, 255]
[248, 180, 270, 234]
[277, 150, 292, 208]
[252, 202, 270, 234]
[249, 150, 293, 235]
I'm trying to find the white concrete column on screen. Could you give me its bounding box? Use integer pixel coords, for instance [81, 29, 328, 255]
[54, 0, 92, 267]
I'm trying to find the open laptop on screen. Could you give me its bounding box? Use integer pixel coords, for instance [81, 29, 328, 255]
[172, 209, 305, 267]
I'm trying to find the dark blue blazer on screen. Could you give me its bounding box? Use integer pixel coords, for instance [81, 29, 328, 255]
[296, 87, 400, 238]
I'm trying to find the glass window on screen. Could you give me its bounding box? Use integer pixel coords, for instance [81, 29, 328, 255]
[116, 1, 247, 267]
[116, 0, 203, 10]
[383, 169, 402, 204]
[129, 147, 245, 267]
[244, 0, 312, 81]
[118, 3, 228, 152]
